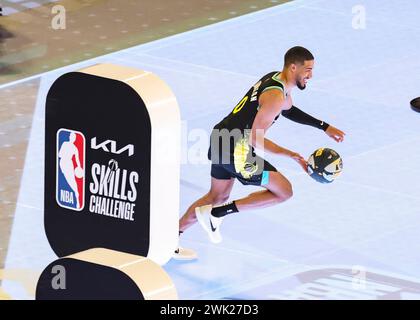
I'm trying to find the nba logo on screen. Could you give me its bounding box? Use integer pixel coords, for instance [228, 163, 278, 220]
[56, 129, 85, 211]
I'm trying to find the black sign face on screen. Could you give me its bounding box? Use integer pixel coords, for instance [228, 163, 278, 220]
[36, 258, 145, 300]
[45, 72, 151, 257]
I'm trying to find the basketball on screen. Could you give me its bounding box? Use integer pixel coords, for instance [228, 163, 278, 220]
[307, 148, 343, 183]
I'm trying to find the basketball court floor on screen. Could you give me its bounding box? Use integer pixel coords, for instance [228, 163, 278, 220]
[2, 0, 420, 299]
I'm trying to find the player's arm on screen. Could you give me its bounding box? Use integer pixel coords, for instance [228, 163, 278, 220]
[281, 106, 345, 142]
[251, 90, 307, 171]
[251, 91, 291, 157]
[250, 89, 285, 154]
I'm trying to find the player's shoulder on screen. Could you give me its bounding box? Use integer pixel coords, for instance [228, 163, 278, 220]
[261, 71, 280, 81]
[260, 71, 284, 88]
[259, 85, 285, 107]
[259, 71, 285, 95]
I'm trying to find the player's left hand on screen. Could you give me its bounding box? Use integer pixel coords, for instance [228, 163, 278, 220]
[325, 125, 345, 143]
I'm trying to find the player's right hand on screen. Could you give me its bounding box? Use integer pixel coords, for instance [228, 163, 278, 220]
[289, 152, 308, 173]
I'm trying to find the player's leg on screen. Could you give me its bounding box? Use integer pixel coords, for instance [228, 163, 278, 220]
[215, 156, 292, 212]
[174, 176, 234, 260]
[195, 158, 293, 243]
[179, 176, 235, 232]
[195, 171, 292, 243]
[235, 171, 293, 211]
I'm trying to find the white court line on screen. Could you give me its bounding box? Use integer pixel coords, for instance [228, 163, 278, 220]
[346, 135, 420, 161]
[14, 203, 42, 212]
[113, 54, 261, 123]
[116, 50, 420, 121]
[311, 50, 420, 89]
[179, 237, 304, 299]
[0, 0, 414, 96]
[182, 238, 290, 263]
[138, 0, 327, 53]
[180, 175, 420, 297]
[192, 263, 306, 299]
[0, 0, 314, 91]
[3, 0, 419, 300]
[120, 52, 259, 79]
[0, 53, 204, 91]
[180, 179, 208, 193]
[9, 48, 417, 211]
[112, 57, 206, 78]
[115, 50, 420, 126]
[293, 223, 420, 275]
[192, 222, 420, 299]
[334, 179, 420, 202]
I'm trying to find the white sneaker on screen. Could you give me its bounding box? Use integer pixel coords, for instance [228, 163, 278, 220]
[195, 204, 224, 243]
[173, 247, 198, 261]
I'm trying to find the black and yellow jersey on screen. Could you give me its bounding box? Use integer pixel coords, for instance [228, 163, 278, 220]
[214, 71, 288, 132]
[210, 71, 288, 172]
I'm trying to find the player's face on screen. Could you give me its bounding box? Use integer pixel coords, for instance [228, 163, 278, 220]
[295, 60, 314, 90]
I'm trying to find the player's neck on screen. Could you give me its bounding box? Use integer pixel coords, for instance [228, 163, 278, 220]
[279, 70, 294, 92]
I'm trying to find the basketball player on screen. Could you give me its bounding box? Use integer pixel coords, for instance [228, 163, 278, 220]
[174, 46, 345, 260]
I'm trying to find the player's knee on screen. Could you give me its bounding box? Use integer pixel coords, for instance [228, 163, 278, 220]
[282, 186, 293, 200]
[283, 179, 294, 199]
[273, 189, 292, 204]
[274, 181, 293, 201]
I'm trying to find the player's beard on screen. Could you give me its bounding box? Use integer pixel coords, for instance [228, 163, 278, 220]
[296, 77, 306, 90]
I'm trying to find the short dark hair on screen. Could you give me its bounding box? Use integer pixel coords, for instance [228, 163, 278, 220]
[284, 46, 314, 67]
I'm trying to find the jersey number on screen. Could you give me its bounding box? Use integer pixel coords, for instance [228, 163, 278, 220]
[232, 96, 248, 114]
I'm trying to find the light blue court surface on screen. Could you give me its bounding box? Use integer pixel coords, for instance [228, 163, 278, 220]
[4, 0, 420, 299]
